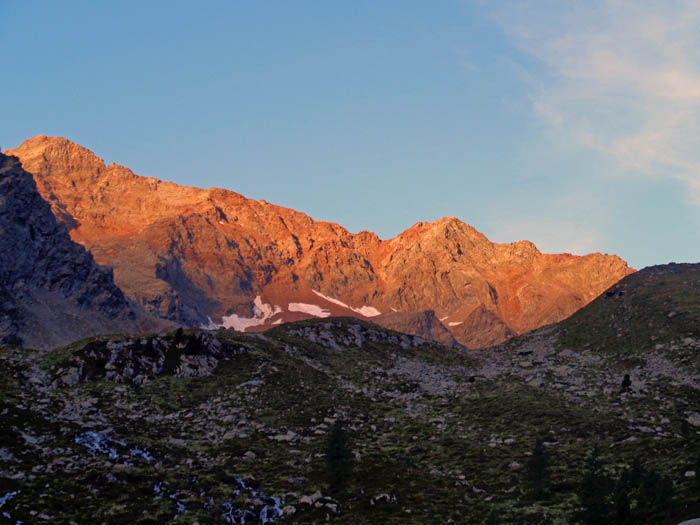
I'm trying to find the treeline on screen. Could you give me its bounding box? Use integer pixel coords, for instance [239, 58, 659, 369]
[520, 440, 679, 524]
[572, 449, 674, 524]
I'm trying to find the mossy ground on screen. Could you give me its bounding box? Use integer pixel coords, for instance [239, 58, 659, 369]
[557, 263, 700, 358]
[1, 308, 700, 523]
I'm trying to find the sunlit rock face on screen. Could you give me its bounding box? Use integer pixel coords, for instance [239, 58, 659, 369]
[7, 136, 634, 348]
[0, 151, 170, 348]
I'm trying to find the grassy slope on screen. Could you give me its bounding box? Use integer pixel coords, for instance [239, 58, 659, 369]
[0, 267, 700, 523]
[557, 263, 700, 357]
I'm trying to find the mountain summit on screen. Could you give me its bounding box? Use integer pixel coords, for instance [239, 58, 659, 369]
[6, 136, 634, 347]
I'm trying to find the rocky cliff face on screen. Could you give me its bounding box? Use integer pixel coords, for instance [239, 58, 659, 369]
[0, 151, 170, 348]
[6, 136, 635, 348]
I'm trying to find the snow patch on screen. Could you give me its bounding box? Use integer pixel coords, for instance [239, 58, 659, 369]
[200, 316, 219, 330]
[222, 477, 284, 523]
[311, 290, 381, 317]
[448, 322, 463, 327]
[288, 303, 331, 318]
[74, 432, 154, 466]
[0, 491, 18, 511]
[220, 296, 282, 331]
[131, 446, 155, 462]
[353, 305, 382, 317]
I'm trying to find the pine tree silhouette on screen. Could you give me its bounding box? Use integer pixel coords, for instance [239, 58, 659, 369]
[326, 420, 353, 495]
[573, 448, 613, 524]
[526, 437, 550, 498]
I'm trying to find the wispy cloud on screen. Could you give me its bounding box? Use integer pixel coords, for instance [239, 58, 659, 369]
[493, 0, 700, 201]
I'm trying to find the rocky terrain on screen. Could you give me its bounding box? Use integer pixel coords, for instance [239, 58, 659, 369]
[0, 263, 699, 523]
[0, 152, 170, 349]
[6, 135, 634, 348]
[372, 310, 463, 349]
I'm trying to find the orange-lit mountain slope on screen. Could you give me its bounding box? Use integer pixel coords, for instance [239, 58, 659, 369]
[6, 136, 634, 347]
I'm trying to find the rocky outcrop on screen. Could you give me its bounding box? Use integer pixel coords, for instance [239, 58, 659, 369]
[53, 330, 243, 386]
[284, 320, 429, 350]
[0, 152, 170, 348]
[6, 136, 635, 347]
[447, 306, 513, 350]
[53, 320, 439, 387]
[373, 310, 462, 349]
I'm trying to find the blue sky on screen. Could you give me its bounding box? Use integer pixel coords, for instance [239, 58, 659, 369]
[2, 1, 699, 269]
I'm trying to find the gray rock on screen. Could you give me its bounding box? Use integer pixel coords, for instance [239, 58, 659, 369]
[299, 491, 323, 506]
[688, 413, 700, 427]
[371, 493, 398, 505]
[0, 152, 166, 349]
[0, 448, 17, 463]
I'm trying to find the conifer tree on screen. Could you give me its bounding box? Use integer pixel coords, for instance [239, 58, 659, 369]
[613, 475, 633, 525]
[184, 334, 202, 354]
[484, 509, 500, 524]
[326, 420, 353, 494]
[638, 469, 674, 519]
[573, 448, 613, 524]
[525, 437, 550, 498]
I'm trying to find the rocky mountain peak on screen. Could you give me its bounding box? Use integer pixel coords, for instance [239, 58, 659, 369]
[10, 135, 107, 178]
[6, 136, 635, 348]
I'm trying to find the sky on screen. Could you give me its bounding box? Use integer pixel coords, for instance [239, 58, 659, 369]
[1, 0, 699, 269]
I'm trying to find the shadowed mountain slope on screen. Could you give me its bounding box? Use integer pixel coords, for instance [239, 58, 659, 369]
[498, 263, 700, 362]
[0, 152, 170, 348]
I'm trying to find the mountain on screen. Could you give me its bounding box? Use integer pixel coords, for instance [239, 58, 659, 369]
[2, 268, 700, 522]
[6, 136, 634, 348]
[0, 151, 170, 348]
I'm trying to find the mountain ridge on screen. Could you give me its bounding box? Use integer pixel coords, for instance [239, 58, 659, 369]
[6, 135, 635, 347]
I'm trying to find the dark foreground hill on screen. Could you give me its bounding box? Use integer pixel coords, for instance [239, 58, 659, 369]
[1, 276, 700, 524]
[556, 262, 700, 359]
